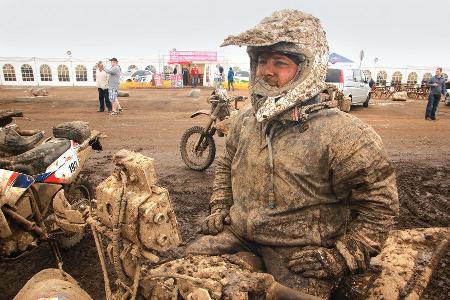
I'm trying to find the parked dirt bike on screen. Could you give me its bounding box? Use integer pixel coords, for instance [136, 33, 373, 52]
[0, 114, 103, 260]
[180, 89, 245, 171]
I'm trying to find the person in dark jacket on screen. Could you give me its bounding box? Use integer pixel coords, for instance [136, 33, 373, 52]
[425, 67, 447, 120]
[182, 66, 189, 86]
[227, 67, 235, 91]
[186, 10, 398, 299]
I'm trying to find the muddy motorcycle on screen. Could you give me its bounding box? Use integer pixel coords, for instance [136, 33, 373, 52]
[0, 118, 103, 260]
[180, 89, 245, 171]
[14, 150, 450, 300]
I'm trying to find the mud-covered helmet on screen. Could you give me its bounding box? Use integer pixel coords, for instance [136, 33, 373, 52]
[221, 9, 329, 122]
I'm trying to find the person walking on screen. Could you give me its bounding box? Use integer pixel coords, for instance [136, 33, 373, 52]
[191, 64, 199, 87]
[95, 61, 112, 112]
[227, 67, 235, 91]
[425, 67, 446, 120]
[104, 58, 123, 115]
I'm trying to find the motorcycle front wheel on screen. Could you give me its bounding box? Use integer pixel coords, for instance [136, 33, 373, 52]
[180, 126, 216, 171]
[57, 176, 94, 249]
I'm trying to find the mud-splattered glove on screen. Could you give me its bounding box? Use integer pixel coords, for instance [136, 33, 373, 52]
[201, 207, 231, 235]
[287, 247, 348, 279]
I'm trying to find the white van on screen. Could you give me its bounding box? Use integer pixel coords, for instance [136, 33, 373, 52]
[325, 67, 371, 107]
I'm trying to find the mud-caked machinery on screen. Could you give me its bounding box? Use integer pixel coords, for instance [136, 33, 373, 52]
[14, 150, 450, 300]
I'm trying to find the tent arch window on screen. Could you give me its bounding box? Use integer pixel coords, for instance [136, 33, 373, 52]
[40, 64, 52, 81]
[2, 64, 16, 81]
[21, 64, 34, 81]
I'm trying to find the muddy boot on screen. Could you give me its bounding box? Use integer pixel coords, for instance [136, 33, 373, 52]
[0, 110, 22, 127]
[0, 125, 44, 155]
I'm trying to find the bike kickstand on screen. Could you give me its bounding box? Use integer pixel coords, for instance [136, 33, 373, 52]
[49, 239, 64, 271]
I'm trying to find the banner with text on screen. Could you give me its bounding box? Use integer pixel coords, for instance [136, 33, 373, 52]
[169, 51, 217, 63]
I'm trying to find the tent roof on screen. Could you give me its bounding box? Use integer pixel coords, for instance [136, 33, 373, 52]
[329, 53, 354, 64]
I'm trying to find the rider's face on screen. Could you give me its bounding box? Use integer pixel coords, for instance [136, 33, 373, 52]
[255, 52, 299, 88]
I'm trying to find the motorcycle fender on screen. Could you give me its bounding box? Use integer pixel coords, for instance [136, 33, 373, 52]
[75, 145, 93, 177]
[60, 142, 93, 183]
[0, 169, 34, 207]
[41, 147, 80, 184]
[53, 190, 86, 233]
[0, 209, 12, 238]
[190, 110, 211, 118]
[31, 183, 61, 216]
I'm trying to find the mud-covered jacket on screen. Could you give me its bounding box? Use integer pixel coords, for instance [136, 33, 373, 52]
[210, 106, 399, 273]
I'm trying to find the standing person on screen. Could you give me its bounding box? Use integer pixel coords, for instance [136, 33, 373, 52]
[368, 77, 375, 101]
[104, 58, 123, 115]
[369, 77, 375, 88]
[191, 64, 199, 87]
[95, 61, 112, 112]
[186, 10, 398, 299]
[425, 67, 446, 120]
[227, 67, 235, 91]
[182, 66, 189, 86]
[214, 64, 222, 89]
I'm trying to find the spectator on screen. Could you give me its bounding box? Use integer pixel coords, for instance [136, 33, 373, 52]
[227, 67, 235, 91]
[95, 61, 112, 112]
[214, 64, 222, 89]
[182, 66, 189, 86]
[425, 67, 446, 121]
[191, 64, 199, 87]
[104, 58, 123, 115]
[368, 78, 375, 100]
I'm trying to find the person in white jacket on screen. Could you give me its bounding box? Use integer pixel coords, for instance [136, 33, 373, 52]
[95, 61, 112, 112]
[213, 64, 223, 89]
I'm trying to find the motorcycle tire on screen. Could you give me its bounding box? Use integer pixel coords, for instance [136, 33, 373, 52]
[180, 126, 216, 171]
[65, 176, 95, 207]
[57, 232, 84, 249]
[363, 94, 370, 108]
[57, 176, 93, 249]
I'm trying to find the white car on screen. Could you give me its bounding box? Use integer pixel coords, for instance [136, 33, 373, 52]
[234, 71, 250, 83]
[325, 67, 371, 107]
[120, 71, 133, 82]
[121, 70, 153, 83]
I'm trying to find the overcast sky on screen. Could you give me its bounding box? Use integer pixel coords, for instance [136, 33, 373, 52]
[0, 0, 448, 68]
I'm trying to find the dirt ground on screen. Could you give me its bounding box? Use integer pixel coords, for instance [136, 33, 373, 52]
[0, 87, 449, 300]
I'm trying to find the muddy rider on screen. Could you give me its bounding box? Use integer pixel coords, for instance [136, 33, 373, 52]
[186, 9, 399, 298]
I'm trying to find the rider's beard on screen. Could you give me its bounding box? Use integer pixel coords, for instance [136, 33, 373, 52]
[250, 77, 275, 113]
[261, 76, 279, 87]
[250, 65, 304, 114]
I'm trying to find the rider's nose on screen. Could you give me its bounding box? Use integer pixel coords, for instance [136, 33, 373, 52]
[262, 62, 276, 77]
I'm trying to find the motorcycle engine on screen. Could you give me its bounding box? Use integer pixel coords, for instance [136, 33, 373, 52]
[94, 149, 181, 254]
